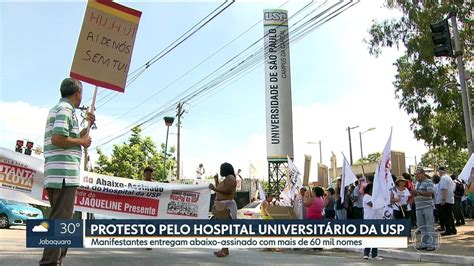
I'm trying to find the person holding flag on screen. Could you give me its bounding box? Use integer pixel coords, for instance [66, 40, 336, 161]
[294, 187, 307, 220]
[351, 178, 365, 219]
[337, 154, 358, 219]
[372, 130, 394, 220]
[391, 176, 411, 219]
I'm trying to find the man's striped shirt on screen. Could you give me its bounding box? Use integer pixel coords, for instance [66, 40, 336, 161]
[44, 98, 82, 188]
[415, 178, 434, 210]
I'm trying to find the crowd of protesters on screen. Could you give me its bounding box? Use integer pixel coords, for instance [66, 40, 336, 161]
[260, 169, 472, 224]
[257, 165, 473, 259]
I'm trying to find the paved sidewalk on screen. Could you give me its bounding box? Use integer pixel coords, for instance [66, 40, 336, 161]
[339, 218, 474, 264]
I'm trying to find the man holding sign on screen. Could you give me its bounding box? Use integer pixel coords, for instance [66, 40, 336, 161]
[40, 78, 95, 265]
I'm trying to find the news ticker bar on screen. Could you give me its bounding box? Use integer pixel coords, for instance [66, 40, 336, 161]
[83, 236, 407, 248]
[27, 219, 411, 249]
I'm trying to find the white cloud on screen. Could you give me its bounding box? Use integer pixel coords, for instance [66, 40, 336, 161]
[32, 224, 48, 232]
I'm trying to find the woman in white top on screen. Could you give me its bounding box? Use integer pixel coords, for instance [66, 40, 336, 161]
[391, 176, 411, 219]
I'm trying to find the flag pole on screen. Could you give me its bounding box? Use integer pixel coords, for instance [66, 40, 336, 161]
[82, 85, 98, 220]
[83, 85, 98, 172]
[395, 202, 406, 218]
[249, 161, 251, 180]
[86, 85, 98, 136]
[361, 164, 366, 177]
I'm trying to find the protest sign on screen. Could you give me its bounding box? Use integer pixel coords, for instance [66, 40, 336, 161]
[70, 0, 142, 92]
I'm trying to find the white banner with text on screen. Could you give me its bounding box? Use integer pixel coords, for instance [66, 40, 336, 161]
[0, 147, 210, 219]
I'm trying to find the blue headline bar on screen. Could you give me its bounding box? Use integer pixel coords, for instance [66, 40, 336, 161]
[85, 219, 411, 237]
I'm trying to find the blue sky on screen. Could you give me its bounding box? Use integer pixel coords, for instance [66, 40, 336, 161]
[0, 0, 428, 180]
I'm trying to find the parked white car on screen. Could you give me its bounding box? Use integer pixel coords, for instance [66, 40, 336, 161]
[236, 201, 262, 219]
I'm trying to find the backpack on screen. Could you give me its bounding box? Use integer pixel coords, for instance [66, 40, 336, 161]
[454, 180, 465, 197]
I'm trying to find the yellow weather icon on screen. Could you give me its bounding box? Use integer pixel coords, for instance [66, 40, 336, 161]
[32, 221, 49, 232]
[41, 222, 49, 229]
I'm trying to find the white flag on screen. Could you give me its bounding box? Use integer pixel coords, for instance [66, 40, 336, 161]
[459, 153, 474, 184]
[285, 156, 303, 200]
[258, 182, 266, 200]
[278, 187, 293, 206]
[341, 153, 358, 204]
[249, 161, 257, 179]
[372, 129, 394, 211]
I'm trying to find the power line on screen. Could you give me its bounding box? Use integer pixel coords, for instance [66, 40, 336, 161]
[90, 1, 235, 107]
[91, 1, 358, 151]
[165, 1, 319, 106]
[127, 1, 232, 78]
[90, 1, 337, 150]
[177, 0, 358, 115]
[179, 1, 338, 105]
[99, 1, 291, 125]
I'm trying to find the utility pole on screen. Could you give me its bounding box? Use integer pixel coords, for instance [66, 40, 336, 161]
[176, 102, 185, 180]
[359, 127, 376, 162]
[319, 141, 322, 164]
[449, 12, 473, 155]
[162, 117, 175, 181]
[430, 12, 472, 154]
[346, 125, 359, 165]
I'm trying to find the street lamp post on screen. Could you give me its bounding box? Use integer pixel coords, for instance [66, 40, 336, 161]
[307, 141, 322, 163]
[163, 116, 175, 181]
[347, 125, 359, 165]
[359, 127, 376, 163]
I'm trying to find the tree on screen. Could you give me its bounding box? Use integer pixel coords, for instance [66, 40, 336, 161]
[420, 148, 468, 174]
[94, 126, 176, 181]
[354, 152, 382, 165]
[365, 1, 473, 153]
